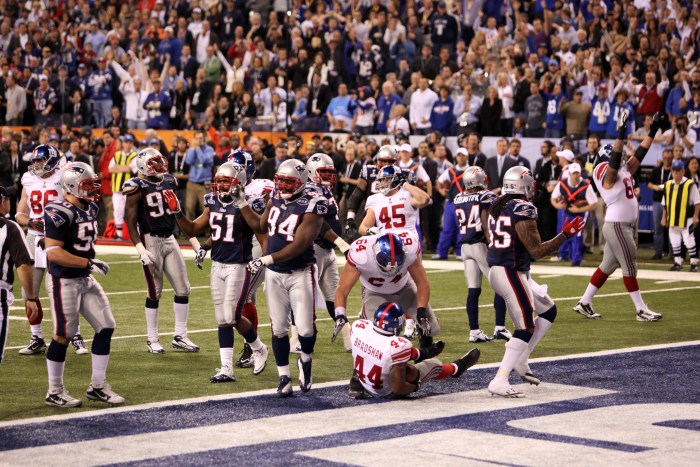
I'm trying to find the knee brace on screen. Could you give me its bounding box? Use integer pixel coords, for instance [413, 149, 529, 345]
[92, 328, 114, 355]
[539, 305, 557, 323]
[513, 329, 533, 343]
[174, 295, 189, 304]
[145, 298, 159, 309]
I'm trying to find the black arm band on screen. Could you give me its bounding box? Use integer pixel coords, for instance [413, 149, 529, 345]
[609, 150, 622, 170]
[633, 145, 649, 163]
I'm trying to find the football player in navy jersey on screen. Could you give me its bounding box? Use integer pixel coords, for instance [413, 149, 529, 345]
[226, 149, 274, 368]
[43, 162, 124, 408]
[305, 153, 353, 351]
[241, 159, 328, 397]
[123, 148, 197, 355]
[453, 166, 510, 343]
[344, 145, 398, 238]
[486, 167, 585, 398]
[169, 162, 269, 383]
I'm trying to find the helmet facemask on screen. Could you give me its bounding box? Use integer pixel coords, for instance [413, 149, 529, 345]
[314, 166, 337, 188]
[274, 174, 303, 200]
[77, 177, 102, 203]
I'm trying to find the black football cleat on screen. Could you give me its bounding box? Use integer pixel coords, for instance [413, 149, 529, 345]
[452, 348, 481, 378]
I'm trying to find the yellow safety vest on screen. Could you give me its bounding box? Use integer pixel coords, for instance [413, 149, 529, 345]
[665, 178, 694, 228]
[111, 150, 138, 193]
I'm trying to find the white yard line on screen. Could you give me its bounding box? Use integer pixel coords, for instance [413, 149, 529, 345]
[0, 339, 697, 429]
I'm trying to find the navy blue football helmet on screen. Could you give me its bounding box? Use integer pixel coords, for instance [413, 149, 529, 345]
[373, 301, 405, 336]
[598, 143, 613, 161]
[373, 233, 405, 276]
[30, 144, 61, 176]
[228, 149, 255, 179]
[376, 165, 403, 195]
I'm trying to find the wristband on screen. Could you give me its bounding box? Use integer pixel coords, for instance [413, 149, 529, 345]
[189, 237, 202, 251]
[333, 237, 351, 253]
[135, 242, 147, 255]
[609, 150, 622, 170]
[25, 297, 40, 302]
[260, 255, 274, 266]
[335, 306, 346, 319]
[347, 212, 355, 221]
[633, 145, 649, 163]
[87, 258, 93, 268]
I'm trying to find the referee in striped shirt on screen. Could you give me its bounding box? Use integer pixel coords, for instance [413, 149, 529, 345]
[0, 186, 40, 363]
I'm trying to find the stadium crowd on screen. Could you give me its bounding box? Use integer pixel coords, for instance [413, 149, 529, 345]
[1, 0, 700, 261]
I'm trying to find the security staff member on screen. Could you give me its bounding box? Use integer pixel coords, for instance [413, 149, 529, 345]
[109, 134, 138, 239]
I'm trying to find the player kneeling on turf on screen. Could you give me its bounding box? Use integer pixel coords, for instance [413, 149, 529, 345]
[43, 162, 124, 407]
[351, 302, 480, 399]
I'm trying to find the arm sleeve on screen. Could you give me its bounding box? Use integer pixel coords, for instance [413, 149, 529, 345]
[585, 185, 598, 204]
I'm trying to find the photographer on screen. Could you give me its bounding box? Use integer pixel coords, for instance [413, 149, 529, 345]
[657, 115, 696, 159]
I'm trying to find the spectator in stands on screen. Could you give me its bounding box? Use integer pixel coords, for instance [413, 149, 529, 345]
[478, 86, 503, 137]
[606, 89, 634, 139]
[259, 139, 289, 180]
[88, 57, 113, 129]
[543, 83, 566, 139]
[634, 72, 668, 129]
[430, 86, 455, 136]
[351, 86, 376, 135]
[5, 72, 26, 126]
[184, 130, 214, 220]
[143, 79, 172, 130]
[326, 83, 353, 132]
[560, 89, 591, 139]
[656, 115, 697, 159]
[409, 77, 438, 135]
[524, 81, 546, 137]
[33, 75, 56, 126]
[376, 81, 403, 133]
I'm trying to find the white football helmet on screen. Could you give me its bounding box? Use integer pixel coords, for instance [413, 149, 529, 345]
[274, 159, 308, 200]
[136, 147, 169, 179]
[214, 162, 247, 199]
[61, 162, 101, 203]
[306, 153, 337, 188]
[374, 145, 398, 169]
[501, 166, 535, 200]
[463, 166, 488, 190]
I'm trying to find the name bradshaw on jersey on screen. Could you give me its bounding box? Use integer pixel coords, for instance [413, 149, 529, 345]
[453, 190, 497, 245]
[205, 192, 266, 263]
[351, 319, 413, 398]
[44, 200, 98, 278]
[266, 192, 329, 273]
[305, 183, 341, 249]
[346, 230, 421, 294]
[593, 162, 638, 224]
[21, 170, 64, 235]
[365, 188, 419, 234]
[122, 174, 179, 235]
[487, 199, 537, 272]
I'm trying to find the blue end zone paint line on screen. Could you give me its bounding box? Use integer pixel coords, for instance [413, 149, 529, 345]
[1, 344, 699, 457]
[654, 420, 700, 431]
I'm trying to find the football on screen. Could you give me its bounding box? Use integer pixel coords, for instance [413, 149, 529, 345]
[573, 199, 588, 207]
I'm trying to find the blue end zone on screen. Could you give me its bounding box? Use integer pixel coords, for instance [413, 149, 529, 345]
[1, 344, 699, 464]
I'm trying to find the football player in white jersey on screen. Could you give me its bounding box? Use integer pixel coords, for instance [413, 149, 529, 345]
[15, 144, 88, 356]
[335, 230, 442, 393]
[359, 165, 431, 237]
[574, 112, 665, 322]
[351, 302, 480, 399]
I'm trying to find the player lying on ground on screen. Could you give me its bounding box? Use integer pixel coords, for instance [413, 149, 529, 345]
[351, 301, 480, 399]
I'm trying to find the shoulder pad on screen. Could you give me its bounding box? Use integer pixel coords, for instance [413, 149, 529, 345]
[122, 178, 142, 196]
[204, 192, 216, 205]
[20, 172, 34, 185]
[390, 338, 413, 363]
[308, 195, 329, 215]
[594, 162, 609, 182]
[512, 200, 538, 220]
[162, 173, 177, 186]
[250, 197, 266, 214]
[44, 203, 74, 227]
[480, 191, 497, 204]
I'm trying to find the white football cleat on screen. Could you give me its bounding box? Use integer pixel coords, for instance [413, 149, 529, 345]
[45, 387, 82, 408]
[172, 335, 200, 352]
[573, 302, 602, 319]
[513, 361, 541, 386]
[636, 305, 662, 322]
[147, 339, 165, 354]
[493, 328, 512, 341]
[86, 383, 125, 406]
[469, 329, 493, 343]
[252, 344, 268, 376]
[71, 334, 90, 355]
[488, 380, 526, 398]
[209, 366, 236, 383]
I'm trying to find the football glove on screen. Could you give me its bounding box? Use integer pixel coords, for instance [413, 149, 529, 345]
[616, 108, 629, 140]
[162, 189, 181, 213]
[231, 186, 248, 209]
[562, 216, 585, 238]
[649, 112, 664, 137]
[344, 218, 357, 238]
[366, 226, 383, 236]
[331, 314, 348, 343]
[195, 245, 209, 270]
[88, 258, 110, 276]
[28, 218, 45, 233]
[247, 255, 272, 275]
[416, 307, 431, 335]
